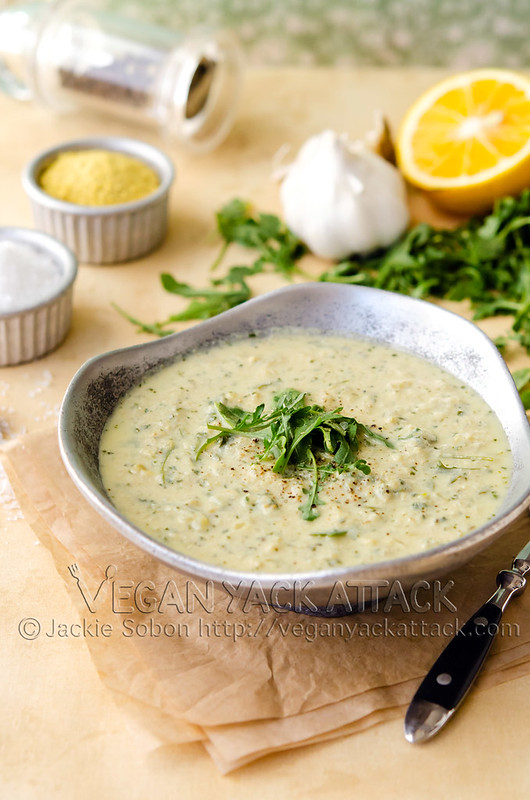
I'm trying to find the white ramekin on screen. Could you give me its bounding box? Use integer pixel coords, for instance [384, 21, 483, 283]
[0, 227, 78, 366]
[22, 137, 175, 265]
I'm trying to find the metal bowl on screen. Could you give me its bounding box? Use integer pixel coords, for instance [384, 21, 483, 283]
[58, 283, 530, 615]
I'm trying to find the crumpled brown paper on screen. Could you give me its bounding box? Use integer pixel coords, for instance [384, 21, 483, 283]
[3, 428, 530, 773]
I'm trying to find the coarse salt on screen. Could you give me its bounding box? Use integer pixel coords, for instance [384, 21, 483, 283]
[0, 239, 63, 313]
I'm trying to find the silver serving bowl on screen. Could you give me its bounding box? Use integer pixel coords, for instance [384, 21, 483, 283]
[58, 283, 530, 615]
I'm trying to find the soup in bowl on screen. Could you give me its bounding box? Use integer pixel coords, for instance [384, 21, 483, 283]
[59, 284, 530, 614]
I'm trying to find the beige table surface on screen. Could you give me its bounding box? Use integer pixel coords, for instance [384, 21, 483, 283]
[1, 68, 529, 799]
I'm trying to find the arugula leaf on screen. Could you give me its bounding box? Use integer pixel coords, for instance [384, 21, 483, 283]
[215, 198, 252, 244]
[112, 303, 176, 337]
[159, 266, 254, 321]
[197, 390, 392, 521]
[117, 201, 306, 330]
[299, 449, 324, 520]
[513, 367, 530, 391]
[513, 368, 530, 410]
[215, 199, 306, 278]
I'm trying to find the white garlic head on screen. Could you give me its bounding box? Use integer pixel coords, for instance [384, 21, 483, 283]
[280, 129, 410, 260]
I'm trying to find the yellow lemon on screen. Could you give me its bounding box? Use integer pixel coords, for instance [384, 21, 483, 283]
[396, 69, 530, 214]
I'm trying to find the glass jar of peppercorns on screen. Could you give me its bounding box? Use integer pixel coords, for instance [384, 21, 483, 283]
[0, 0, 244, 153]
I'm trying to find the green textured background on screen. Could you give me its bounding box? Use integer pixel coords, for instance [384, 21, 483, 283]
[114, 0, 530, 67]
[3, 0, 530, 66]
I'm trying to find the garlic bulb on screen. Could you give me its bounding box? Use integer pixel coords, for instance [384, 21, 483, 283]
[280, 130, 409, 260]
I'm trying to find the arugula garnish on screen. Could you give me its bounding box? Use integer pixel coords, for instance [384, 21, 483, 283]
[197, 389, 393, 521]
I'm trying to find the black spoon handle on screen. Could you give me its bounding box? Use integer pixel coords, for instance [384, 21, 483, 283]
[404, 600, 503, 742]
[417, 600, 501, 706]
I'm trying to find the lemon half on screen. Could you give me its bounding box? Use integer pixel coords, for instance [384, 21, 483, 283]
[397, 69, 530, 214]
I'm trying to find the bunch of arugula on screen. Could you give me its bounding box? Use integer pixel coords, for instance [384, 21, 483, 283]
[320, 190, 530, 355]
[196, 389, 392, 521]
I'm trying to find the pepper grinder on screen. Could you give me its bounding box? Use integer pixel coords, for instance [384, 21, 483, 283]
[0, 0, 244, 153]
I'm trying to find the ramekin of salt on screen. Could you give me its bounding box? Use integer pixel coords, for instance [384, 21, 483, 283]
[0, 227, 77, 366]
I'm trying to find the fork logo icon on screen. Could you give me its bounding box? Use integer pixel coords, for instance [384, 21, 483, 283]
[68, 563, 117, 612]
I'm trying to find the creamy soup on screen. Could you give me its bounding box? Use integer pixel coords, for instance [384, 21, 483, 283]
[99, 331, 511, 572]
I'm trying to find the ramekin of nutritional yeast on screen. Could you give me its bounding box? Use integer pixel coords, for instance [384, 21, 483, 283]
[59, 284, 530, 616]
[22, 136, 174, 264]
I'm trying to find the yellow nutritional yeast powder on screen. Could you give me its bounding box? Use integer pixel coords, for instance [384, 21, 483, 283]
[39, 149, 160, 206]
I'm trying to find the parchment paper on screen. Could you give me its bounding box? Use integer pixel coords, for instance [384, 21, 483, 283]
[4, 427, 530, 772]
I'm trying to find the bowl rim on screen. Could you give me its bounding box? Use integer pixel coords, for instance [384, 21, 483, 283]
[0, 225, 78, 318]
[58, 282, 530, 594]
[21, 135, 175, 216]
